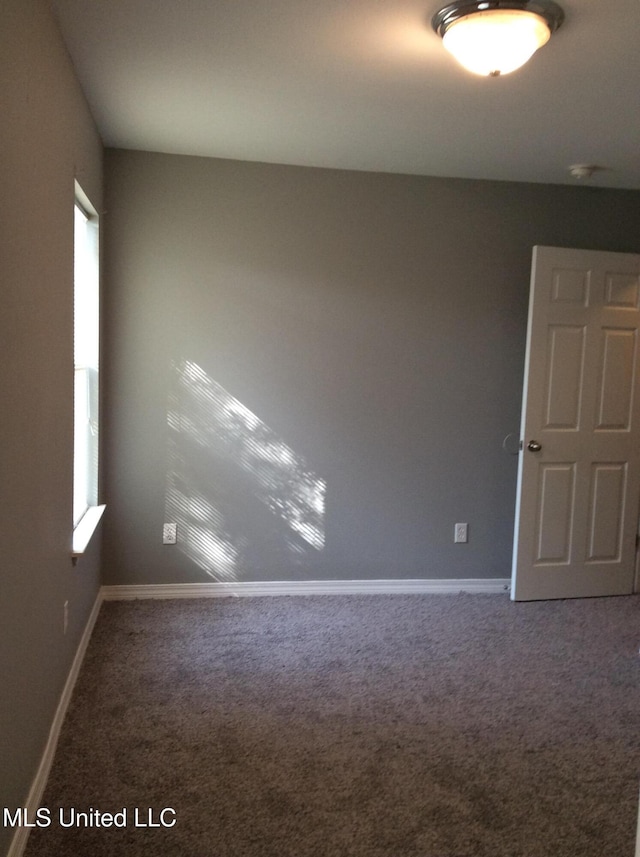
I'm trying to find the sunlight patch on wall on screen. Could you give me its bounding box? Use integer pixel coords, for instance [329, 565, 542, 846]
[165, 476, 239, 581]
[165, 360, 325, 580]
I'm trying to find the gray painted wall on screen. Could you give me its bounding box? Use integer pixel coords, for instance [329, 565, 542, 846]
[103, 150, 640, 586]
[0, 2, 103, 852]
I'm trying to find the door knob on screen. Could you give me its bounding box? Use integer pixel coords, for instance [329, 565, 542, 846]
[527, 440, 542, 452]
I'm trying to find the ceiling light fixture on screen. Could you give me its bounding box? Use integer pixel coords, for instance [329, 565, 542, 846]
[432, 1, 564, 77]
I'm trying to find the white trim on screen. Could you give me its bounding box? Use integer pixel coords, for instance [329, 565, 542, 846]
[8, 590, 104, 857]
[74, 179, 98, 219]
[635, 785, 640, 857]
[72, 504, 106, 557]
[102, 578, 510, 600]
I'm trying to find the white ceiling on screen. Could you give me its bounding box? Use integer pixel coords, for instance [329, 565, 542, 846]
[51, 0, 640, 188]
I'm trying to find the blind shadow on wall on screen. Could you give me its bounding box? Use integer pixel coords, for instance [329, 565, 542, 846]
[165, 359, 326, 581]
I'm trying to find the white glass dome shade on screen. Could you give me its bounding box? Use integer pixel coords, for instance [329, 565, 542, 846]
[432, 2, 565, 77]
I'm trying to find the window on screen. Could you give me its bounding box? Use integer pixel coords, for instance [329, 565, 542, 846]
[73, 183, 102, 547]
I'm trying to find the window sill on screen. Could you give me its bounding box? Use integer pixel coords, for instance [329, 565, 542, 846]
[72, 504, 106, 558]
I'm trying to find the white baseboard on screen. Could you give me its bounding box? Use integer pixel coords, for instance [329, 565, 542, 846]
[8, 589, 104, 857]
[636, 785, 640, 857]
[102, 578, 510, 600]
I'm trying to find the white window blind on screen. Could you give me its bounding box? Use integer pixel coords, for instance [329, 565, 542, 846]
[73, 195, 99, 528]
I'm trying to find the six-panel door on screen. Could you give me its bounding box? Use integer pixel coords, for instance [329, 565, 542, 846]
[512, 246, 640, 601]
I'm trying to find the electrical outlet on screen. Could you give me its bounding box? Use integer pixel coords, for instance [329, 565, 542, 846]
[163, 523, 177, 545]
[454, 523, 468, 543]
[63, 600, 69, 635]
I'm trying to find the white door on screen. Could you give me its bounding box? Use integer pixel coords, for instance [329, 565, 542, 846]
[512, 246, 640, 601]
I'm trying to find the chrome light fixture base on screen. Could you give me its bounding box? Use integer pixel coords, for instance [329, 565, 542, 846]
[432, 1, 564, 39]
